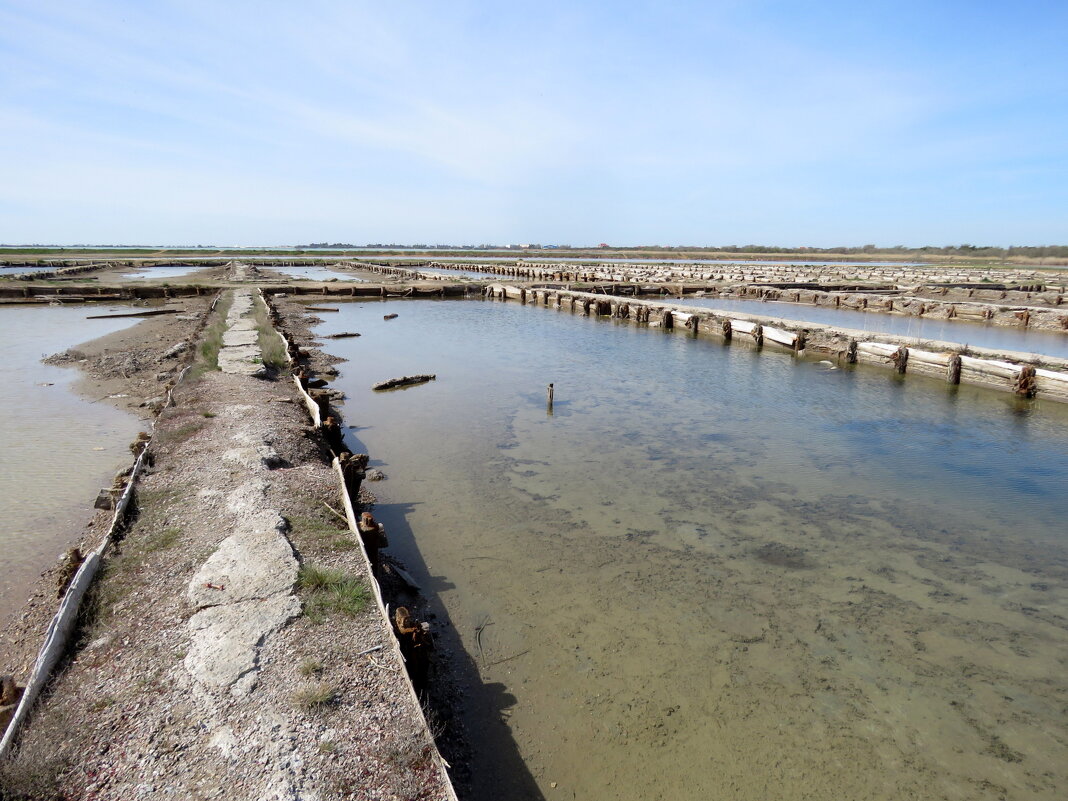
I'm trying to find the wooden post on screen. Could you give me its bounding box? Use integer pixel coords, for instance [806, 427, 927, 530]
[947, 353, 962, 384]
[1014, 365, 1037, 397]
[892, 346, 909, 373]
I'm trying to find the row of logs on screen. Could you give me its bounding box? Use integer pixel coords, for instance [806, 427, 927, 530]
[263, 293, 434, 695]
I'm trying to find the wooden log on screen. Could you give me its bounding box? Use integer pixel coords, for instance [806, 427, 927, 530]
[372, 374, 436, 391]
[86, 309, 179, 319]
[958, 356, 1022, 389]
[1014, 365, 1038, 397]
[762, 325, 797, 349]
[856, 342, 899, 366]
[1035, 369, 1068, 402]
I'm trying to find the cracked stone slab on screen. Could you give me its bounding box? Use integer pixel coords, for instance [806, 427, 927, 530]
[187, 521, 298, 608]
[222, 444, 283, 469]
[222, 329, 259, 347]
[218, 346, 267, 376]
[218, 291, 266, 376]
[185, 594, 301, 694]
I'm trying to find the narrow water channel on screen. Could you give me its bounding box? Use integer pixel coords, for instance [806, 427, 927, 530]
[0, 306, 141, 621]
[265, 264, 367, 282]
[0, 265, 60, 275]
[418, 266, 509, 280]
[676, 295, 1068, 359]
[119, 264, 211, 280]
[317, 299, 1068, 801]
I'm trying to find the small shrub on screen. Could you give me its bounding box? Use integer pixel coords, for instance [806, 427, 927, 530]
[298, 658, 323, 677]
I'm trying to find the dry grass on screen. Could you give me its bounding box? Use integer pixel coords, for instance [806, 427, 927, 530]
[292, 681, 337, 712]
[297, 564, 370, 623]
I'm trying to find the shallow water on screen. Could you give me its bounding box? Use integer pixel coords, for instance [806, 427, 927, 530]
[265, 264, 367, 282]
[318, 299, 1068, 801]
[0, 306, 141, 620]
[677, 295, 1068, 358]
[418, 266, 507, 280]
[0, 265, 58, 274]
[119, 263, 210, 280]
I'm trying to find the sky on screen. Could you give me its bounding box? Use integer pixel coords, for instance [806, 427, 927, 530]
[0, 0, 1066, 247]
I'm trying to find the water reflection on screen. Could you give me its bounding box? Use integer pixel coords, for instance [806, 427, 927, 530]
[316, 299, 1068, 801]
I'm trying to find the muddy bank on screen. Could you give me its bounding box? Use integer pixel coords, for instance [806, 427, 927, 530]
[43, 298, 211, 415]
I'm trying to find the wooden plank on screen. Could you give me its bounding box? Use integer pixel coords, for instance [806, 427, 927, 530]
[763, 325, 797, 348]
[86, 309, 179, 319]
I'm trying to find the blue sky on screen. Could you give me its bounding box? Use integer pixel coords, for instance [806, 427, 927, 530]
[0, 0, 1065, 247]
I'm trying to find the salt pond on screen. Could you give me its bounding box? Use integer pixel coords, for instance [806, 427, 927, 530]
[120, 264, 210, 280]
[0, 306, 141, 621]
[676, 295, 1068, 359]
[318, 299, 1068, 801]
[0, 265, 59, 275]
[266, 264, 367, 282]
[417, 266, 509, 280]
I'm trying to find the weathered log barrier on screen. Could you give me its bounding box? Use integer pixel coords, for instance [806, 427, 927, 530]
[358, 257, 1061, 287]
[717, 284, 1068, 331]
[260, 291, 460, 798]
[484, 284, 1068, 402]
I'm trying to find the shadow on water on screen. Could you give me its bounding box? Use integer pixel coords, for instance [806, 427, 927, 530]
[356, 486, 546, 801]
